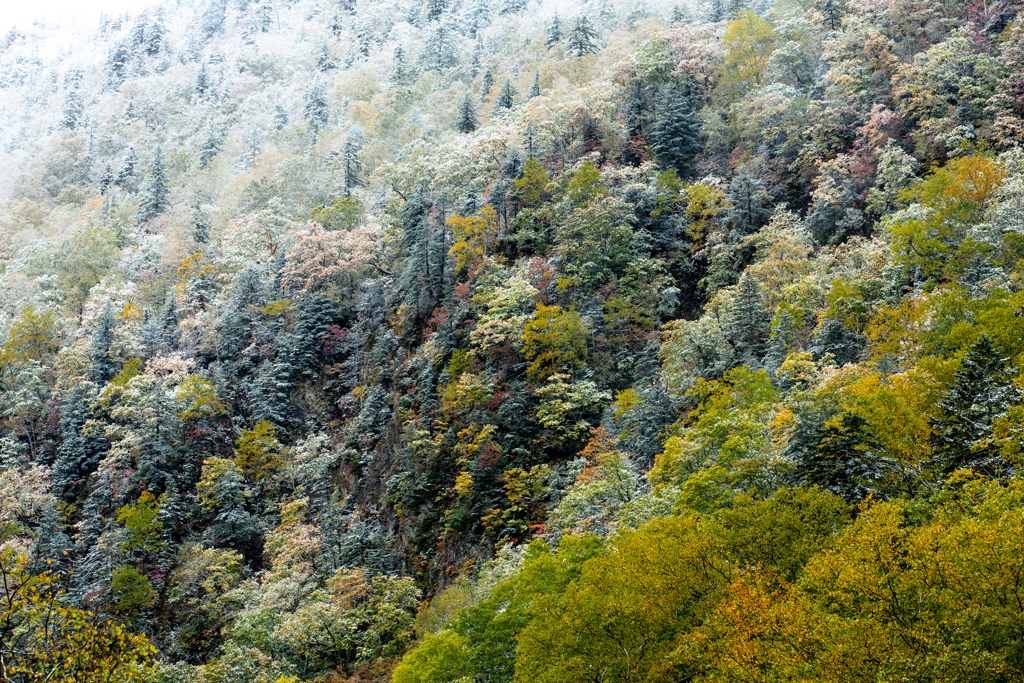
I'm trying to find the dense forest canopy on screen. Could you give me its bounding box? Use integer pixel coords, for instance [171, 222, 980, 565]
[2, 0, 1024, 680]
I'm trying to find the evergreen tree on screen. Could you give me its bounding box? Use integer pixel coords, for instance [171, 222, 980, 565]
[61, 89, 83, 130]
[136, 147, 170, 223]
[191, 198, 210, 243]
[529, 72, 541, 99]
[566, 15, 600, 57]
[481, 69, 494, 99]
[794, 412, 886, 503]
[462, 0, 491, 37]
[273, 103, 288, 130]
[53, 387, 107, 500]
[494, 79, 516, 110]
[622, 79, 649, 167]
[728, 274, 770, 365]
[649, 80, 702, 176]
[930, 334, 1021, 475]
[89, 303, 118, 385]
[99, 164, 115, 195]
[397, 192, 437, 321]
[426, 0, 448, 22]
[810, 316, 864, 366]
[195, 62, 210, 99]
[422, 21, 459, 72]
[340, 127, 365, 197]
[198, 124, 225, 169]
[116, 147, 138, 187]
[106, 42, 130, 89]
[316, 44, 337, 72]
[703, 0, 726, 22]
[525, 121, 538, 159]
[500, 0, 527, 15]
[546, 15, 562, 49]
[201, 0, 228, 40]
[302, 84, 330, 143]
[159, 294, 178, 352]
[764, 307, 798, 379]
[818, 0, 845, 30]
[456, 92, 479, 133]
[724, 167, 771, 236]
[470, 39, 485, 78]
[391, 46, 418, 85]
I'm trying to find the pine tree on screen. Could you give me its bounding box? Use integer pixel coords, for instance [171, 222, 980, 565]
[494, 79, 516, 111]
[649, 81, 702, 176]
[529, 72, 541, 99]
[728, 274, 770, 365]
[137, 147, 170, 223]
[302, 84, 330, 143]
[456, 93, 479, 133]
[90, 303, 118, 385]
[566, 15, 600, 57]
[930, 334, 1021, 475]
[273, 103, 288, 130]
[546, 15, 562, 49]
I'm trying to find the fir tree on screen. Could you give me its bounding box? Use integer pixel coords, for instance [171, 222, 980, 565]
[649, 81, 702, 176]
[566, 15, 600, 57]
[810, 316, 864, 366]
[61, 89, 83, 130]
[316, 44, 337, 72]
[191, 198, 210, 243]
[456, 93, 479, 133]
[340, 127, 365, 197]
[422, 21, 459, 72]
[546, 15, 562, 49]
[89, 303, 118, 385]
[529, 72, 541, 99]
[764, 307, 798, 379]
[481, 69, 494, 99]
[794, 412, 886, 503]
[930, 334, 1021, 475]
[137, 147, 170, 223]
[724, 167, 771, 236]
[201, 0, 228, 40]
[494, 79, 516, 111]
[391, 46, 418, 85]
[99, 164, 115, 195]
[195, 63, 210, 99]
[116, 147, 138, 187]
[818, 0, 845, 30]
[728, 274, 770, 365]
[302, 84, 330, 143]
[426, 0, 448, 22]
[198, 124, 225, 169]
[273, 103, 288, 130]
[53, 387, 107, 500]
[622, 79, 649, 167]
[500, 0, 527, 15]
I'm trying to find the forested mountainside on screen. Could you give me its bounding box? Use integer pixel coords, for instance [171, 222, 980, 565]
[3, 0, 1024, 679]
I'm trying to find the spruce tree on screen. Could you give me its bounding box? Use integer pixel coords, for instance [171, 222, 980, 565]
[494, 79, 516, 111]
[764, 307, 797, 379]
[340, 127, 365, 197]
[191, 198, 210, 243]
[810, 316, 863, 366]
[273, 103, 288, 130]
[456, 92, 479, 133]
[198, 125, 225, 169]
[649, 81, 702, 176]
[529, 72, 541, 99]
[316, 44, 337, 72]
[137, 147, 170, 223]
[818, 0, 845, 30]
[546, 15, 562, 49]
[426, 0, 447, 22]
[53, 387, 107, 500]
[90, 304, 118, 385]
[61, 89, 83, 130]
[500, 0, 527, 15]
[481, 69, 494, 99]
[116, 147, 138, 187]
[99, 164, 115, 195]
[566, 15, 600, 57]
[930, 334, 1021, 475]
[302, 84, 330, 143]
[728, 274, 770, 365]
[622, 79, 649, 167]
[725, 167, 771, 236]
[422, 22, 459, 72]
[795, 412, 886, 503]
